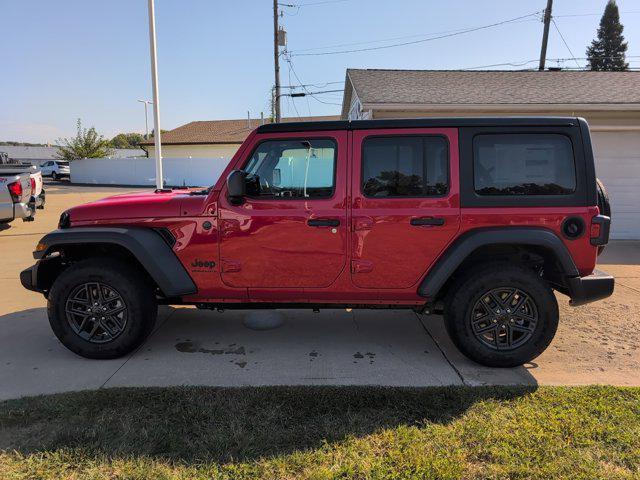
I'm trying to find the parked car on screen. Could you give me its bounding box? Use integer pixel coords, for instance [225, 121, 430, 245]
[21, 117, 613, 367]
[40, 160, 70, 180]
[0, 170, 34, 224]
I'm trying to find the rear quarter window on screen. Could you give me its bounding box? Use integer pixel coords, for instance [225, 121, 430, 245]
[473, 133, 576, 195]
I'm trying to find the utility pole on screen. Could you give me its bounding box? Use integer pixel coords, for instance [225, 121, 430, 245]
[273, 0, 281, 122]
[538, 0, 553, 71]
[147, 0, 164, 189]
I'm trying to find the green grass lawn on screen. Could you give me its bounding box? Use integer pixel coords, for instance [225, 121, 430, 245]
[0, 385, 638, 479]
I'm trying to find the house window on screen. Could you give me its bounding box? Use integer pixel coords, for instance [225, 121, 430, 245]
[362, 136, 448, 197]
[473, 134, 576, 195]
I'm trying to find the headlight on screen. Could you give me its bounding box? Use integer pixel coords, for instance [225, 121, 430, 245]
[58, 211, 70, 229]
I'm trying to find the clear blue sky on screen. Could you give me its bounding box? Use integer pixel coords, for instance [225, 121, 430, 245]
[1, 0, 638, 143]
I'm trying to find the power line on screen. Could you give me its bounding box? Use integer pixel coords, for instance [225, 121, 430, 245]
[290, 20, 536, 53]
[280, 81, 344, 88]
[290, 10, 543, 56]
[285, 53, 343, 106]
[286, 62, 303, 120]
[465, 55, 640, 70]
[284, 0, 350, 6]
[286, 9, 640, 56]
[551, 18, 580, 68]
[554, 10, 640, 18]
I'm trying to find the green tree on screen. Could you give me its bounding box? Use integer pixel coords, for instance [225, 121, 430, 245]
[149, 128, 169, 138]
[110, 132, 145, 149]
[55, 119, 113, 160]
[586, 0, 629, 71]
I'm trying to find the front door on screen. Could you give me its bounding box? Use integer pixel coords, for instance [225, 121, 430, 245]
[351, 128, 461, 289]
[218, 132, 348, 290]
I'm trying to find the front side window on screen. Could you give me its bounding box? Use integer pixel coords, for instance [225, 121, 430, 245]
[473, 134, 576, 195]
[362, 136, 448, 197]
[243, 139, 336, 199]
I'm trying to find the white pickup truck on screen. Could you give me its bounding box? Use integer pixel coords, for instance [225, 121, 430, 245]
[0, 153, 45, 215]
[0, 169, 35, 224]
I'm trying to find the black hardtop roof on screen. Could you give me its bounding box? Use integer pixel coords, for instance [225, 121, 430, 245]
[256, 117, 580, 134]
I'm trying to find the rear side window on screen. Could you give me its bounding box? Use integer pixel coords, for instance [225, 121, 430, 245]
[473, 134, 576, 195]
[362, 136, 448, 197]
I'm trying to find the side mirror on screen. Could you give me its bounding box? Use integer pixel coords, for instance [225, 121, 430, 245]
[227, 170, 247, 205]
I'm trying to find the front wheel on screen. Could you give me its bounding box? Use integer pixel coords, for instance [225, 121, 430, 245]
[48, 258, 157, 359]
[444, 263, 558, 367]
[51, 171, 58, 180]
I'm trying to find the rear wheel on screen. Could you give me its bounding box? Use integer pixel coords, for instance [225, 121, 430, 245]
[48, 258, 157, 359]
[444, 263, 558, 367]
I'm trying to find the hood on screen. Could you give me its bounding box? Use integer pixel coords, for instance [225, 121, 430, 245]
[67, 189, 195, 223]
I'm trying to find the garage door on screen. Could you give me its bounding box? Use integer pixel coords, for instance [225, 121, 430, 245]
[591, 131, 640, 239]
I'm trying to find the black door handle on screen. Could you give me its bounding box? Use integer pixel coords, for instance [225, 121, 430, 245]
[308, 218, 340, 227]
[410, 217, 445, 226]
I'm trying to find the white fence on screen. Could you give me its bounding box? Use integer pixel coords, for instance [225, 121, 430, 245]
[70, 157, 230, 187]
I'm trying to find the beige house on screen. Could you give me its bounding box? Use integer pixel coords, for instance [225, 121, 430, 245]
[140, 116, 340, 159]
[341, 69, 640, 239]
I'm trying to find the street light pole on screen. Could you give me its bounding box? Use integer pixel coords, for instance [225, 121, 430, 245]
[273, 0, 281, 122]
[137, 99, 152, 139]
[147, 0, 164, 189]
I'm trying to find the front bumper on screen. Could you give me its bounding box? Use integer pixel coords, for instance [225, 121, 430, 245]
[20, 265, 39, 293]
[20, 251, 63, 295]
[567, 269, 614, 306]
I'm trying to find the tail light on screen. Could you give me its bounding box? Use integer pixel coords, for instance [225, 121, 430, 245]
[590, 215, 611, 247]
[7, 181, 22, 202]
[30, 177, 36, 193]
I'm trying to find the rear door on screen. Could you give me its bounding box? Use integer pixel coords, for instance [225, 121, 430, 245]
[351, 128, 460, 289]
[218, 132, 348, 290]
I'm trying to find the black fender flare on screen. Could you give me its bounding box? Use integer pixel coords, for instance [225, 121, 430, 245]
[32, 227, 196, 297]
[417, 227, 579, 300]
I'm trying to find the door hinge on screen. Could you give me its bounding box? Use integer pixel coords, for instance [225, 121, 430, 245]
[351, 259, 374, 274]
[220, 259, 241, 273]
[353, 216, 374, 231]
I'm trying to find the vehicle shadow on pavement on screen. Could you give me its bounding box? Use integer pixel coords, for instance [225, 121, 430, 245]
[0, 384, 537, 464]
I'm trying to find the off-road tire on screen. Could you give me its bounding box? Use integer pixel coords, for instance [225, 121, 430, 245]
[48, 258, 157, 359]
[596, 178, 610, 255]
[444, 263, 559, 368]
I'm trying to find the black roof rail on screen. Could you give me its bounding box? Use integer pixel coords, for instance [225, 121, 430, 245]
[255, 117, 579, 134]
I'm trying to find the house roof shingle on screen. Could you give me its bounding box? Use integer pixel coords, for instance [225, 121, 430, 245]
[141, 115, 340, 146]
[344, 69, 640, 114]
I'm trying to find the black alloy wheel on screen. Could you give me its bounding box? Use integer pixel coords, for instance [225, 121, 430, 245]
[65, 282, 128, 343]
[470, 287, 538, 351]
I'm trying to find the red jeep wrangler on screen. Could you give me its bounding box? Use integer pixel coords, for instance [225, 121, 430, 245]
[21, 117, 613, 367]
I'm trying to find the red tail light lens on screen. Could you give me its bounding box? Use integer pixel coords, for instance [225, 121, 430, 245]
[30, 177, 36, 192]
[8, 181, 22, 202]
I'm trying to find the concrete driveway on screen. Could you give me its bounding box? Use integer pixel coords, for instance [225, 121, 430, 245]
[1, 183, 639, 400]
